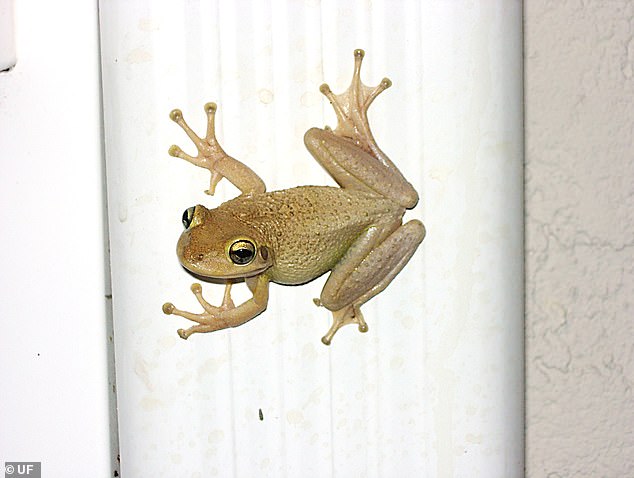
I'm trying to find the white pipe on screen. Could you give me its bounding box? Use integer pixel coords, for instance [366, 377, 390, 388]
[420, 3, 524, 476]
[100, 1, 523, 475]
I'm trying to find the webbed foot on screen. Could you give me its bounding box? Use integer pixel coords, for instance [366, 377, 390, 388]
[320, 303, 368, 346]
[168, 103, 265, 196]
[319, 49, 391, 154]
[162, 282, 236, 339]
[307, 49, 418, 209]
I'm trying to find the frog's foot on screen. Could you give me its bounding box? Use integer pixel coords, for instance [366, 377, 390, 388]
[321, 303, 368, 346]
[305, 49, 418, 208]
[319, 49, 391, 155]
[168, 103, 265, 196]
[162, 282, 236, 339]
[168, 103, 226, 195]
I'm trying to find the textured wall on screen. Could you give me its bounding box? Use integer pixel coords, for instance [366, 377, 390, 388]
[525, 1, 634, 476]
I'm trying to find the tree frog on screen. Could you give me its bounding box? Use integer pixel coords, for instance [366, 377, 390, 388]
[162, 49, 425, 345]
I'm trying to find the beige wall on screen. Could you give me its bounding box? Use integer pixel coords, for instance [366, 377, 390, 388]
[525, 1, 634, 476]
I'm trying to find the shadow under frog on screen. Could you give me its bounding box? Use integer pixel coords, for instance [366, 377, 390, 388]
[163, 49, 425, 345]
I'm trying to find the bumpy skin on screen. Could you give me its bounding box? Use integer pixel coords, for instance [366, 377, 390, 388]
[163, 49, 425, 344]
[179, 187, 402, 285]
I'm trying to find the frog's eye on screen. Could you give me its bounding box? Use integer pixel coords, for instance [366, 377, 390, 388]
[182, 207, 195, 229]
[228, 240, 256, 265]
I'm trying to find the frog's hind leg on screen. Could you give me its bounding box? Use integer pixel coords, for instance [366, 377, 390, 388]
[318, 219, 426, 345]
[304, 49, 418, 209]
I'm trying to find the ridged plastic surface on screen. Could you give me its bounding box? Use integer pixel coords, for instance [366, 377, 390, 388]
[100, 1, 523, 476]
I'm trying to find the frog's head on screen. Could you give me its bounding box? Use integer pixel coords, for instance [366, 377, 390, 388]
[176, 205, 273, 279]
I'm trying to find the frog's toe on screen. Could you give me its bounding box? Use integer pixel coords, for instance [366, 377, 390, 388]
[205, 170, 223, 196]
[319, 83, 332, 96]
[321, 303, 367, 345]
[169, 109, 183, 122]
[204, 102, 217, 115]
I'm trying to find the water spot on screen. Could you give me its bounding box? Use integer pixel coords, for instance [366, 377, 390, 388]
[390, 356, 404, 370]
[126, 48, 152, 64]
[258, 89, 274, 104]
[302, 343, 318, 360]
[300, 91, 319, 107]
[138, 18, 159, 31]
[197, 356, 228, 378]
[157, 335, 177, 350]
[137, 18, 159, 32]
[118, 202, 128, 223]
[177, 371, 192, 386]
[305, 386, 325, 405]
[134, 357, 153, 390]
[140, 396, 163, 411]
[286, 409, 304, 425]
[430, 165, 456, 183]
[207, 430, 225, 444]
[398, 311, 416, 330]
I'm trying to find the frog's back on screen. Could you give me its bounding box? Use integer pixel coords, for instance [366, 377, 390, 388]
[220, 186, 403, 284]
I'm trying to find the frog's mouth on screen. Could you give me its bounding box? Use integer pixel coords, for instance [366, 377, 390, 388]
[180, 261, 271, 280]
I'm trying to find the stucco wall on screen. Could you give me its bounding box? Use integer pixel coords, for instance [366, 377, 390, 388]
[525, 1, 634, 476]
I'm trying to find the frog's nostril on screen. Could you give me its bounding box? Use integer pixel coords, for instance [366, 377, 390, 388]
[196, 253, 204, 261]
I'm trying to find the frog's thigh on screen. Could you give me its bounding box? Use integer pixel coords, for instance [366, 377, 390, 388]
[320, 219, 426, 311]
[304, 128, 418, 209]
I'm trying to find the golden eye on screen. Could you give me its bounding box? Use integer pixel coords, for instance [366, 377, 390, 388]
[182, 206, 195, 229]
[228, 240, 256, 265]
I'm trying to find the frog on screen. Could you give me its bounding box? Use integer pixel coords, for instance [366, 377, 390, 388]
[162, 49, 425, 345]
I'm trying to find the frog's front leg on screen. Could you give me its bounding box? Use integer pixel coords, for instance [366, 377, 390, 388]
[169, 102, 266, 196]
[162, 275, 270, 339]
[317, 218, 426, 345]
